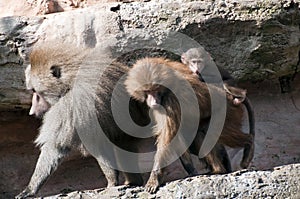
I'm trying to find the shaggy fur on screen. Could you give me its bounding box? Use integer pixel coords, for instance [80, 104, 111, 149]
[125, 57, 253, 193]
[16, 44, 148, 198]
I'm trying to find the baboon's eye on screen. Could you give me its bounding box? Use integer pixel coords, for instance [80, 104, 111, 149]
[50, 65, 61, 78]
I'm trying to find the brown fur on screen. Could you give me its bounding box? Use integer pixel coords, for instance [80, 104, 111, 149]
[223, 84, 247, 105]
[125, 57, 252, 192]
[181, 48, 255, 169]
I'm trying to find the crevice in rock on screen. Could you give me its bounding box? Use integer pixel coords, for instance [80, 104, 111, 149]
[83, 19, 97, 48]
[295, 50, 300, 76]
[278, 75, 292, 93]
[117, 15, 124, 32]
[283, 0, 299, 12]
[289, 50, 300, 82]
[110, 4, 120, 12]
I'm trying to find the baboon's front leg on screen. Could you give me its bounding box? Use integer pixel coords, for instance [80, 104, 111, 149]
[144, 147, 166, 193]
[15, 144, 69, 199]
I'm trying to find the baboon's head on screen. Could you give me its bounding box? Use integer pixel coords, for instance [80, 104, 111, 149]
[125, 57, 182, 109]
[26, 44, 84, 106]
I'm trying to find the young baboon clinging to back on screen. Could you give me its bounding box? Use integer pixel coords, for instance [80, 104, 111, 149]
[181, 47, 249, 105]
[125, 57, 253, 193]
[181, 47, 234, 84]
[223, 83, 247, 106]
[16, 44, 151, 198]
[181, 47, 255, 168]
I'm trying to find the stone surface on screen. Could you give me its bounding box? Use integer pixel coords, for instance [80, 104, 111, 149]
[0, 0, 300, 198]
[34, 163, 300, 198]
[0, 0, 119, 18]
[0, 0, 299, 107]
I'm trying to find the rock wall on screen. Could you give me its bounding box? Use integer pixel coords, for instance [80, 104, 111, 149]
[0, 0, 119, 17]
[0, 0, 299, 198]
[1, 0, 299, 107]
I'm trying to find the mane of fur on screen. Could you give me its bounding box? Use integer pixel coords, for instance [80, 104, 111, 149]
[125, 57, 213, 117]
[125, 57, 181, 101]
[30, 44, 86, 74]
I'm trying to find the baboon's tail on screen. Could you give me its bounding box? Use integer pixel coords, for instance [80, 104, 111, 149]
[240, 97, 255, 169]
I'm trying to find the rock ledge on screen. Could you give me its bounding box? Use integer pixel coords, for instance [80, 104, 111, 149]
[44, 163, 300, 199]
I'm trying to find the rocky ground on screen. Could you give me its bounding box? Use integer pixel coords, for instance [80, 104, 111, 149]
[1, 0, 300, 198]
[42, 163, 300, 199]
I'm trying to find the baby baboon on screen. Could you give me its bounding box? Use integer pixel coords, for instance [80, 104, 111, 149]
[181, 47, 249, 104]
[223, 83, 247, 106]
[181, 47, 234, 84]
[16, 44, 149, 198]
[125, 57, 253, 193]
[181, 47, 255, 168]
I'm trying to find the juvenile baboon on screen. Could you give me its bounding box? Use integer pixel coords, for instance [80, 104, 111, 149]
[181, 47, 255, 168]
[181, 47, 249, 104]
[125, 57, 253, 193]
[16, 44, 149, 198]
[181, 47, 234, 84]
[223, 84, 247, 106]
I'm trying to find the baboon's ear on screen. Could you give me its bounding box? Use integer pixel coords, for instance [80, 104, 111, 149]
[242, 89, 247, 96]
[50, 65, 61, 78]
[181, 53, 187, 64]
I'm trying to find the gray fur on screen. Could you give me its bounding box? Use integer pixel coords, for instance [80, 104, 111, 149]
[16, 45, 145, 199]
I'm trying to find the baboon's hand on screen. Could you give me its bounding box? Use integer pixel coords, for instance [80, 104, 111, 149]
[145, 177, 160, 193]
[15, 188, 34, 199]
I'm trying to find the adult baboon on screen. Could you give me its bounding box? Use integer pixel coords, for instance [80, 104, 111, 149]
[16, 44, 150, 198]
[181, 47, 255, 168]
[125, 57, 253, 193]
